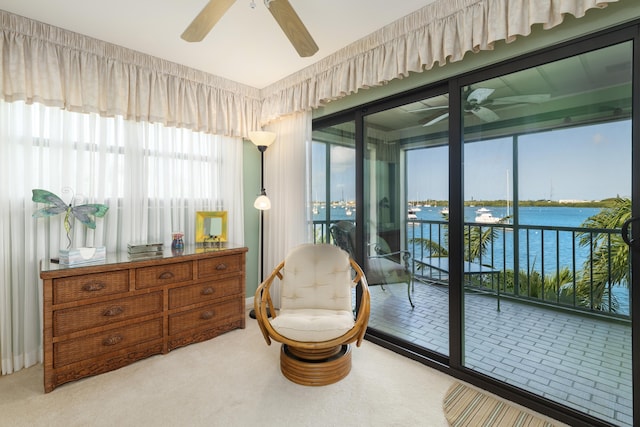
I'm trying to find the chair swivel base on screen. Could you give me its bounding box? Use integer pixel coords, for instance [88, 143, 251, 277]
[280, 344, 352, 386]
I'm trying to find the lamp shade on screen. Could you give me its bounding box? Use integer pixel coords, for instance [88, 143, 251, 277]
[249, 131, 276, 148]
[254, 194, 271, 210]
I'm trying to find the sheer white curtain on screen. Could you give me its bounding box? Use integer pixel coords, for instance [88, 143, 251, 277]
[262, 111, 312, 282]
[0, 100, 243, 375]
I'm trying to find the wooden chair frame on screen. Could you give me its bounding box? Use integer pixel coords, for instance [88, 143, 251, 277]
[254, 256, 370, 385]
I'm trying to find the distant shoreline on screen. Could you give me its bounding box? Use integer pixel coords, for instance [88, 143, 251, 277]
[416, 199, 621, 209]
[317, 198, 623, 209]
[461, 200, 615, 208]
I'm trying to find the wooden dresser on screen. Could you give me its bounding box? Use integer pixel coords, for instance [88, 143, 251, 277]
[40, 245, 247, 393]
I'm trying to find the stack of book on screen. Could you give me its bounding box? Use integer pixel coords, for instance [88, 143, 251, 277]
[127, 242, 164, 259]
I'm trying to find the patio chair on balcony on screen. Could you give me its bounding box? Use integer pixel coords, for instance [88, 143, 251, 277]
[330, 221, 414, 308]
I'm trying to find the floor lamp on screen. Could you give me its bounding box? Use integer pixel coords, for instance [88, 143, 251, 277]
[248, 131, 276, 319]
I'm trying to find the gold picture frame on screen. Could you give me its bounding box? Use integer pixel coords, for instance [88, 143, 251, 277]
[195, 211, 228, 246]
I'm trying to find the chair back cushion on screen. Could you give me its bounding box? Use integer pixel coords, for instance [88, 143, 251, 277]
[279, 244, 353, 312]
[329, 221, 356, 258]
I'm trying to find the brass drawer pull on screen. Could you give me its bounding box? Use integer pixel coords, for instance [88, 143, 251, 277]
[82, 282, 106, 292]
[201, 287, 215, 295]
[200, 310, 215, 320]
[215, 263, 227, 271]
[103, 335, 123, 346]
[158, 271, 175, 280]
[103, 306, 124, 317]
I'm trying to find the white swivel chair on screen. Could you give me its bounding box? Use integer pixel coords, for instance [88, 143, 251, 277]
[254, 243, 370, 386]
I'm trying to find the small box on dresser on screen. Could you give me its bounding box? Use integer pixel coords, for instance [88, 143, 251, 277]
[40, 245, 247, 393]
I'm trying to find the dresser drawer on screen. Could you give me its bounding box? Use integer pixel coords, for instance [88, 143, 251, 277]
[168, 299, 243, 336]
[168, 276, 243, 309]
[198, 254, 242, 279]
[135, 261, 192, 289]
[53, 292, 163, 336]
[53, 318, 163, 368]
[53, 270, 129, 305]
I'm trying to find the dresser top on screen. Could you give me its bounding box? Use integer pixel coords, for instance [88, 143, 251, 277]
[40, 244, 248, 277]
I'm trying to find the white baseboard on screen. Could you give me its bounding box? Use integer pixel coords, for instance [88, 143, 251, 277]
[245, 296, 254, 310]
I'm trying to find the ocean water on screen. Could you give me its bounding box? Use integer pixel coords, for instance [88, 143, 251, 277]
[315, 205, 631, 315]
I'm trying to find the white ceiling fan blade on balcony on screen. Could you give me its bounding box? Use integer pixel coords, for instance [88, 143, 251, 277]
[408, 105, 448, 113]
[181, 0, 237, 42]
[422, 112, 449, 127]
[466, 88, 495, 104]
[470, 106, 500, 122]
[266, 0, 318, 57]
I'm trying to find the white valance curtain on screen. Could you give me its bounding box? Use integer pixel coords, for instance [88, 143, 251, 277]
[259, 0, 617, 124]
[0, 1, 618, 128]
[0, 11, 262, 137]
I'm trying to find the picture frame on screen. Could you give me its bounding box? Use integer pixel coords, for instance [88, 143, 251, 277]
[195, 211, 228, 246]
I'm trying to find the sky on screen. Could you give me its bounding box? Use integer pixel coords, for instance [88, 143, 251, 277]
[314, 119, 632, 203]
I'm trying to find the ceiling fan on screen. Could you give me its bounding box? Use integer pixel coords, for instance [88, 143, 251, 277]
[181, 0, 319, 58]
[411, 88, 551, 126]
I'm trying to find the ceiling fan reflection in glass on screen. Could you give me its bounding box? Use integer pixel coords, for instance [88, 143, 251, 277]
[410, 87, 551, 127]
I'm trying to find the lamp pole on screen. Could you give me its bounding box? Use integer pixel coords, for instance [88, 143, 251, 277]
[258, 145, 266, 286]
[248, 131, 276, 319]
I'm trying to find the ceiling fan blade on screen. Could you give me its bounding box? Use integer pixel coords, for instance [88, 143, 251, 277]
[467, 88, 495, 104]
[471, 106, 500, 122]
[490, 94, 551, 105]
[422, 112, 450, 127]
[181, 0, 237, 42]
[408, 105, 448, 113]
[266, 0, 318, 57]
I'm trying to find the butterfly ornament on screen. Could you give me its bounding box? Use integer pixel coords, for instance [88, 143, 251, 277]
[32, 188, 109, 248]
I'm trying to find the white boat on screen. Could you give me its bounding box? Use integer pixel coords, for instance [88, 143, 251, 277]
[440, 207, 449, 215]
[408, 208, 418, 220]
[475, 207, 502, 223]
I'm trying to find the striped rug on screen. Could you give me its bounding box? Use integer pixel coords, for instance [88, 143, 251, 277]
[443, 382, 558, 427]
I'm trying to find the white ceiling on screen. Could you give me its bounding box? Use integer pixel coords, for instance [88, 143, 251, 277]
[0, 0, 437, 89]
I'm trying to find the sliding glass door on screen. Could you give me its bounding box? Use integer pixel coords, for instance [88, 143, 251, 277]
[461, 41, 633, 426]
[362, 94, 450, 356]
[311, 24, 638, 427]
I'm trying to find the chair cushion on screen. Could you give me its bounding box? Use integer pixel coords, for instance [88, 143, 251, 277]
[279, 244, 353, 312]
[270, 308, 355, 342]
[367, 257, 409, 285]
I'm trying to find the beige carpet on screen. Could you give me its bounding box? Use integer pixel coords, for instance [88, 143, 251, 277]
[0, 309, 456, 427]
[443, 382, 562, 427]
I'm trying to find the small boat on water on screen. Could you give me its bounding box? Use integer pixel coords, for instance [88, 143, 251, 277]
[475, 207, 502, 223]
[408, 208, 418, 220]
[440, 207, 449, 215]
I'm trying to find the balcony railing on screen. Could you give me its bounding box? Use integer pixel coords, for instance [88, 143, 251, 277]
[313, 219, 630, 320]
